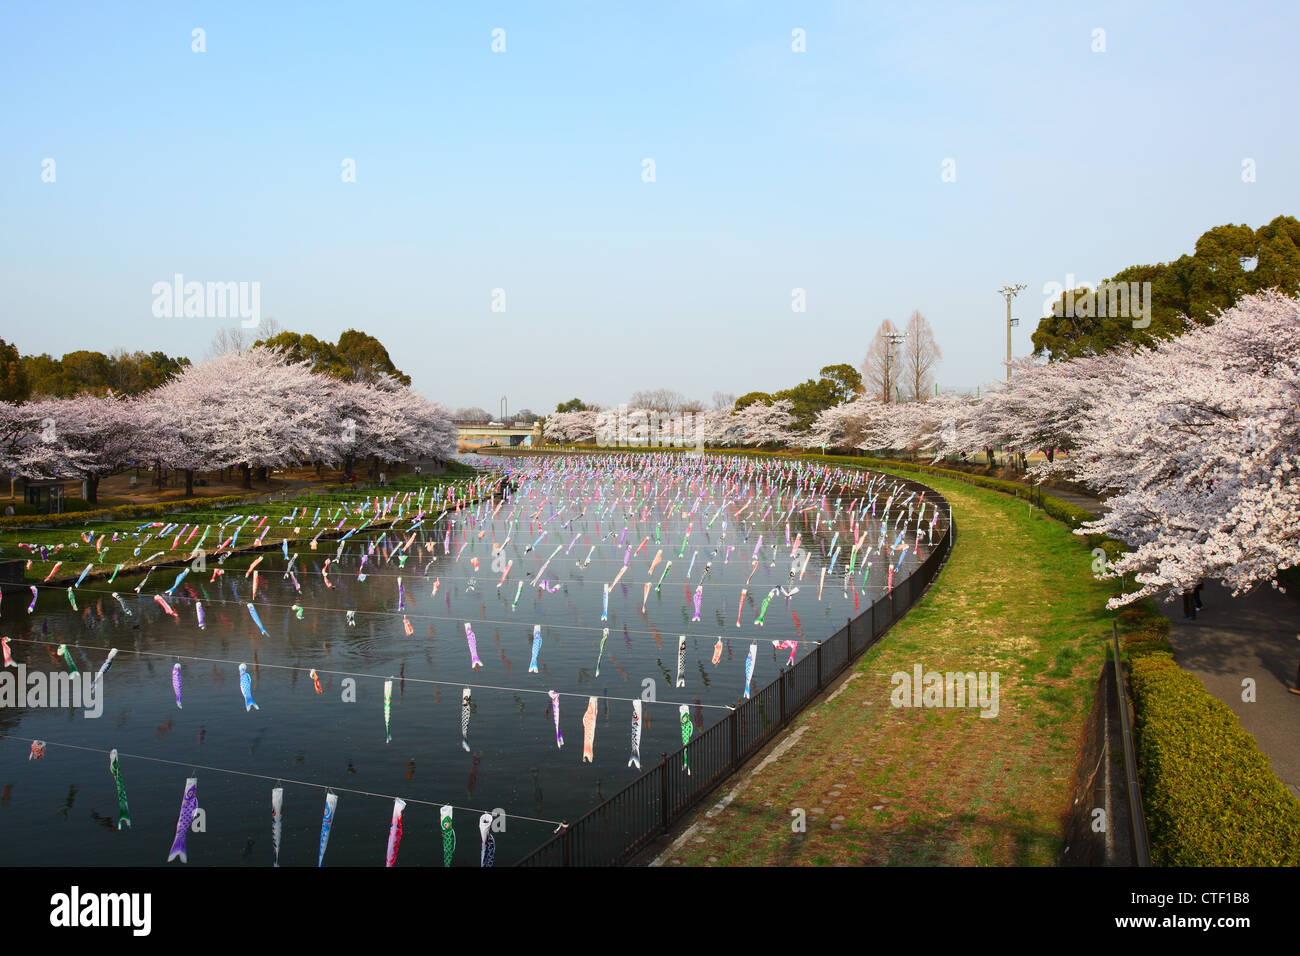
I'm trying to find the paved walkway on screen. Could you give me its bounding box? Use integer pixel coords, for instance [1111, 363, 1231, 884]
[1049, 486, 1300, 796]
[1159, 582, 1300, 796]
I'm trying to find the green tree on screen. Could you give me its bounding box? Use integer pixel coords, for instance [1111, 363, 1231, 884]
[0, 339, 29, 402]
[336, 329, 411, 385]
[555, 398, 590, 413]
[1032, 215, 1300, 360]
[253, 329, 411, 385]
[57, 350, 111, 393]
[21, 353, 67, 396]
[818, 363, 864, 403]
[773, 379, 838, 431]
[257, 331, 343, 376]
[733, 391, 774, 411]
[105, 350, 189, 393]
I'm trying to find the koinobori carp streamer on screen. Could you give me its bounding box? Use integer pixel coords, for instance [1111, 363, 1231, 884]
[318, 792, 338, 867]
[109, 749, 131, 830]
[167, 777, 199, 863]
[238, 663, 258, 711]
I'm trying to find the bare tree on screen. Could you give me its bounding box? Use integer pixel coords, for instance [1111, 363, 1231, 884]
[711, 390, 736, 410]
[206, 327, 247, 358]
[453, 407, 492, 422]
[628, 388, 686, 413]
[861, 319, 901, 404]
[903, 310, 942, 401]
[206, 318, 282, 358]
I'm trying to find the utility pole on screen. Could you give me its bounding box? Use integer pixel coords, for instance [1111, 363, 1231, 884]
[998, 284, 1026, 380]
[884, 330, 908, 403]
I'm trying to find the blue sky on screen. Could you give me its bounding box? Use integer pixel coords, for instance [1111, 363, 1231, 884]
[3, 1, 1297, 413]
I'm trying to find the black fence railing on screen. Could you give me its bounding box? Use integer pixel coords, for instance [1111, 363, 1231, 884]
[517, 476, 956, 866]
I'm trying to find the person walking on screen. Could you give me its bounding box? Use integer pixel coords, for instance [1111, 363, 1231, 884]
[1293, 635, 1300, 696]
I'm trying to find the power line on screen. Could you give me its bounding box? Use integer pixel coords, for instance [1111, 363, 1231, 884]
[0, 732, 565, 827]
[4, 636, 740, 711]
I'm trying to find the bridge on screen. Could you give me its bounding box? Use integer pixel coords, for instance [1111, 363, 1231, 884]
[455, 420, 543, 448]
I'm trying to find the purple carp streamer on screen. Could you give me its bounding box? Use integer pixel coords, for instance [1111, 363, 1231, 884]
[479, 812, 496, 867]
[464, 622, 483, 670]
[167, 777, 199, 863]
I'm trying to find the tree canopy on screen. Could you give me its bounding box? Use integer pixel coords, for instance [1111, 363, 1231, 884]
[19, 349, 189, 398]
[0, 338, 28, 402]
[1031, 215, 1300, 360]
[254, 329, 412, 385]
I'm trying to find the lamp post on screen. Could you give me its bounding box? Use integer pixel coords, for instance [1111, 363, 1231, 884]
[998, 284, 1026, 380]
[884, 330, 908, 403]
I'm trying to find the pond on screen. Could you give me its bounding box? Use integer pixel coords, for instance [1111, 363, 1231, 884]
[0, 453, 946, 866]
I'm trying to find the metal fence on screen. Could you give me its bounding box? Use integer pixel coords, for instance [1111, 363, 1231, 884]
[517, 477, 956, 866]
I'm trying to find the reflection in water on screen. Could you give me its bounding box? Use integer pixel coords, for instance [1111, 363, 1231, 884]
[530, 767, 542, 808]
[57, 784, 77, 821]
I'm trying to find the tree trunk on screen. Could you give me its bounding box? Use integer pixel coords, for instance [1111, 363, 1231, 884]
[86, 475, 99, 504]
[241, 463, 252, 489]
[185, 469, 194, 496]
[344, 454, 355, 479]
[256, 466, 268, 483]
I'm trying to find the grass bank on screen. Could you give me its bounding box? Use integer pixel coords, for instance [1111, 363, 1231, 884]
[661, 469, 1118, 865]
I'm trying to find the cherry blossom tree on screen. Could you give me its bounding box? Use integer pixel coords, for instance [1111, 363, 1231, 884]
[0, 400, 92, 485]
[329, 375, 455, 477]
[726, 398, 796, 446]
[1068, 291, 1299, 606]
[144, 347, 346, 489]
[966, 354, 1129, 469]
[22, 392, 139, 502]
[545, 409, 599, 443]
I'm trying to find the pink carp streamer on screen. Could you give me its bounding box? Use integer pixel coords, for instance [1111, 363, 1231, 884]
[464, 622, 483, 669]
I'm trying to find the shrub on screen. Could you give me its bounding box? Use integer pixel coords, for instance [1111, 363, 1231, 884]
[1129, 654, 1300, 865]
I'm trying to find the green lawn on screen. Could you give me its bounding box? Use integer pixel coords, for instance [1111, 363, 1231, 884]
[663, 470, 1121, 866]
[0, 471, 486, 584]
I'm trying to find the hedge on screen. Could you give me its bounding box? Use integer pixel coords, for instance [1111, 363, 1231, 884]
[1129, 652, 1300, 865]
[0, 495, 254, 531]
[0, 481, 365, 532]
